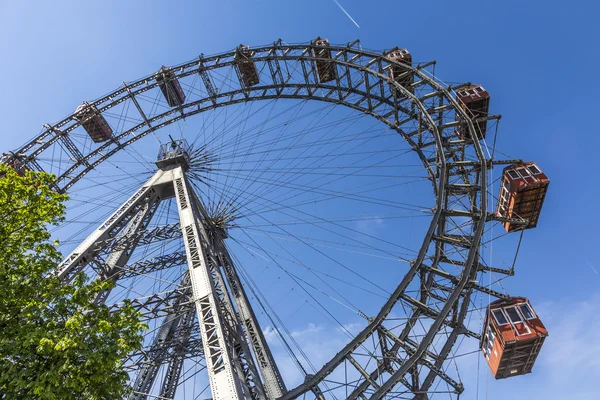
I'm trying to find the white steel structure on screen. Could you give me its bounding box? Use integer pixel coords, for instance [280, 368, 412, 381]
[57, 141, 285, 400]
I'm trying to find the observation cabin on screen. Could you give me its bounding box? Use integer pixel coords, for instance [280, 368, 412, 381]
[156, 66, 186, 107]
[311, 37, 336, 83]
[481, 297, 547, 379]
[385, 47, 414, 95]
[74, 101, 113, 143]
[455, 84, 490, 140]
[497, 162, 549, 232]
[234, 45, 260, 87]
[155, 138, 190, 171]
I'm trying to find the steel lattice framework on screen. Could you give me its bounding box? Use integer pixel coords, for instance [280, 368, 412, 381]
[4, 39, 528, 399]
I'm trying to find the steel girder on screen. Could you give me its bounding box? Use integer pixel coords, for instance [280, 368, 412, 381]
[124, 330, 202, 372]
[158, 307, 198, 399]
[55, 173, 173, 283]
[110, 283, 192, 322]
[128, 275, 191, 400]
[95, 197, 161, 304]
[119, 251, 187, 279]
[98, 223, 182, 254]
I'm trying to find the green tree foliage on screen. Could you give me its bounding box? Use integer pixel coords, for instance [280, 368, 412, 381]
[0, 165, 146, 399]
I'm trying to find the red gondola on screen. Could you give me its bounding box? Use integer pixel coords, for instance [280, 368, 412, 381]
[385, 47, 413, 95]
[74, 102, 113, 143]
[311, 37, 336, 83]
[156, 66, 186, 107]
[456, 84, 490, 140]
[481, 297, 547, 379]
[234, 45, 260, 87]
[497, 162, 549, 232]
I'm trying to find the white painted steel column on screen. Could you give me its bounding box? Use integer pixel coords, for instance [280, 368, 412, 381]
[171, 166, 245, 400]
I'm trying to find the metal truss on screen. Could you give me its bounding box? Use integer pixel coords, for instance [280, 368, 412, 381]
[10, 39, 524, 398]
[95, 197, 161, 304]
[128, 277, 193, 400]
[119, 251, 187, 279]
[124, 324, 202, 372]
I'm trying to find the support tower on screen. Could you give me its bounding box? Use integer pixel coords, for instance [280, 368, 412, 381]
[56, 140, 286, 400]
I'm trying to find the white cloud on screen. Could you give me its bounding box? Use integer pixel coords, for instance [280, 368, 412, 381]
[537, 293, 600, 381]
[354, 216, 384, 236]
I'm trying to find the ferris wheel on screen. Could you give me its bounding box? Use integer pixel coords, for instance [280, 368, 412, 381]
[3, 38, 551, 399]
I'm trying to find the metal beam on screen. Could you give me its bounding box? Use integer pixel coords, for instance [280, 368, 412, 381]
[127, 274, 193, 399]
[120, 251, 187, 279]
[95, 196, 161, 304]
[55, 171, 169, 283]
[159, 308, 197, 399]
[99, 222, 182, 253]
[216, 244, 287, 398]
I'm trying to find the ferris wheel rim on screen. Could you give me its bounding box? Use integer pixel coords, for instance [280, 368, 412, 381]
[11, 39, 502, 398]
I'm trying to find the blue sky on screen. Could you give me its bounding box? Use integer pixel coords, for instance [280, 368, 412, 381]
[1, 1, 599, 398]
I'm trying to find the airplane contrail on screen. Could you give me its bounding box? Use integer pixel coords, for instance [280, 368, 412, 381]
[331, 0, 360, 28]
[587, 261, 599, 275]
